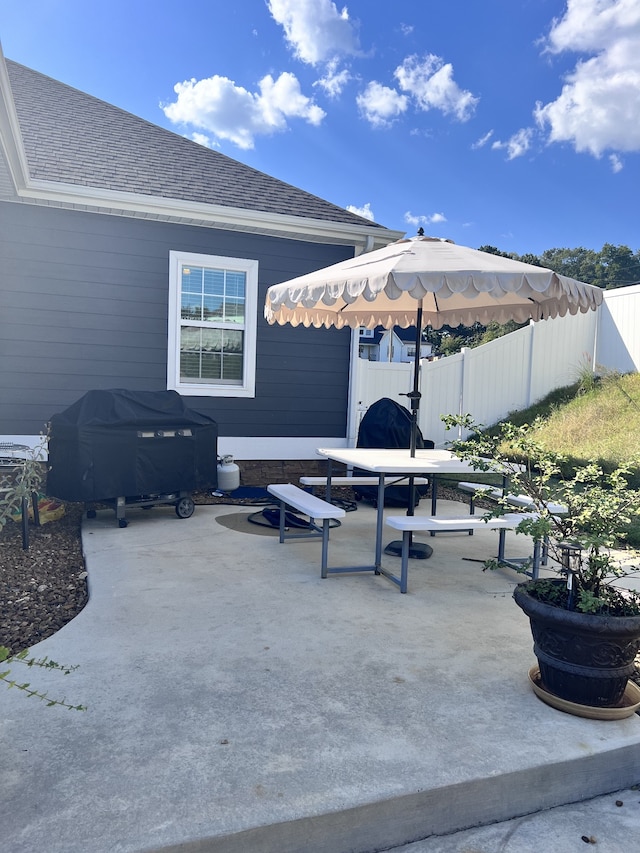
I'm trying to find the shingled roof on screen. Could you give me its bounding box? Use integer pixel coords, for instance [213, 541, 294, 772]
[5, 59, 385, 231]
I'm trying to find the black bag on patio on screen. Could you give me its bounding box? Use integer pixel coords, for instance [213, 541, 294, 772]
[353, 397, 434, 508]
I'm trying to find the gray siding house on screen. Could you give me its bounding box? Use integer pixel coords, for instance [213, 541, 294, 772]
[0, 48, 401, 460]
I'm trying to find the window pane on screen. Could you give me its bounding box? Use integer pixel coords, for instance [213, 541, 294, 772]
[202, 293, 224, 320]
[181, 266, 203, 321]
[179, 327, 243, 384]
[221, 330, 243, 379]
[201, 327, 223, 352]
[203, 268, 225, 295]
[180, 351, 201, 379]
[224, 272, 246, 324]
[225, 295, 245, 324]
[181, 265, 246, 326]
[201, 352, 222, 379]
[221, 353, 243, 380]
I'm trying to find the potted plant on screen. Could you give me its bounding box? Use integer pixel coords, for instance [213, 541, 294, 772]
[443, 414, 640, 716]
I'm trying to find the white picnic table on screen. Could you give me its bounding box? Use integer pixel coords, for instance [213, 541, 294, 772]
[315, 447, 509, 585]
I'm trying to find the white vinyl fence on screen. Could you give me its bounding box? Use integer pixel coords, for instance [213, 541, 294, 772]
[350, 286, 638, 449]
[596, 283, 640, 375]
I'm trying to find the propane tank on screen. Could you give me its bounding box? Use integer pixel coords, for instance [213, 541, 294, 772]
[217, 455, 240, 492]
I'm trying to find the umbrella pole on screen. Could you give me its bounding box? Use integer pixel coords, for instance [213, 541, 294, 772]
[408, 303, 423, 458]
[385, 303, 433, 560]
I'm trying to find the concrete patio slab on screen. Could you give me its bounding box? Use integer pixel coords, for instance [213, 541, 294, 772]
[1, 498, 639, 852]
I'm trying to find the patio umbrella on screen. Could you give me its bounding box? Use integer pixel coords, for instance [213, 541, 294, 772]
[264, 235, 604, 558]
[265, 235, 603, 453]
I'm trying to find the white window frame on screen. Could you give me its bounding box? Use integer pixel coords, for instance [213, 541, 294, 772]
[168, 250, 258, 398]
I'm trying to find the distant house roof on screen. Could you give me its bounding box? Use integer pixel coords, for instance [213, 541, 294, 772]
[0, 54, 403, 248]
[359, 328, 385, 345]
[361, 326, 427, 345]
[394, 327, 429, 344]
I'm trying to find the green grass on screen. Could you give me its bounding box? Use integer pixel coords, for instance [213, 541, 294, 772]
[505, 372, 640, 546]
[507, 372, 640, 484]
[443, 371, 640, 547]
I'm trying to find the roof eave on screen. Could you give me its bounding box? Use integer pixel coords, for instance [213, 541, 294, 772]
[18, 178, 404, 249]
[0, 48, 30, 190]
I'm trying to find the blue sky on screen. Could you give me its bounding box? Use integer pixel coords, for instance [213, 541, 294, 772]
[1, 0, 638, 256]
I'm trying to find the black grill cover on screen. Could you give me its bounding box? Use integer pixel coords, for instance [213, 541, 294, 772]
[46, 389, 218, 502]
[354, 397, 434, 507]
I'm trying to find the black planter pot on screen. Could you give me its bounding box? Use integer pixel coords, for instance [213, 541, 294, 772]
[513, 580, 640, 707]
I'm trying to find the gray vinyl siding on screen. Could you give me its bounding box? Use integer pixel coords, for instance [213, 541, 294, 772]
[0, 201, 353, 437]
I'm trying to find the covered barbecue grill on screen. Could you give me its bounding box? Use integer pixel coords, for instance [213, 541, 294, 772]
[353, 397, 433, 507]
[47, 389, 218, 527]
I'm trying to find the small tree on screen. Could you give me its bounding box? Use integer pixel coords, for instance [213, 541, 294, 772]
[0, 436, 46, 539]
[442, 414, 640, 616]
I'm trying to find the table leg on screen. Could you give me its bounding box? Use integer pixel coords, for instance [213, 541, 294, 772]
[375, 474, 385, 570]
[325, 459, 333, 502]
[430, 474, 439, 535]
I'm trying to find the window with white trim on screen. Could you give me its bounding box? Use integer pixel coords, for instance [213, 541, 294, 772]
[168, 251, 258, 397]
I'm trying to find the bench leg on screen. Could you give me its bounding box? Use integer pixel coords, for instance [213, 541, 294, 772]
[468, 494, 475, 535]
[497, 528, 507, 562]
[375, 475, 385, 570]
[321, 519, 330, 579]
[400, 532, 409, 593]
[430, 476, 437, 530]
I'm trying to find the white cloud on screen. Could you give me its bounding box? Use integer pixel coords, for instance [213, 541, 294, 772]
[400, 23, 414, 36]
[357, 81, 408, 127]
[346, 202, 375, 221]
[535, 0, 640, 156]
[162, 72, 325, 150]
[358, 52, 479, 130]
[191, 132, 219, 149]
[545, 0, 639, 53]
[394, 54, 478, 121]
[267, 0, 361, 65]
[404, 211, 447, 227]
[492, 127, 534, 160]
[609, 153, 624, 172]
[472, 130, 494, 149]
[314, 59, 351, 98]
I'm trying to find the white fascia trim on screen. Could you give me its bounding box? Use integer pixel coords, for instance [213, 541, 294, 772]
[20, 178, 405, 249]
[0, 50, 30, 189]
[4, 435, 349, 462]
[216, 436, 348, 461]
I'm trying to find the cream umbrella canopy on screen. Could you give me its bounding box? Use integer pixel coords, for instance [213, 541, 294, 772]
[265, 235, 603, 332]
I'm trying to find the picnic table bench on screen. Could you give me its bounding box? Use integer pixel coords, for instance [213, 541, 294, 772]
[457, 481, 567, 516]
[267, 483, 346, 577]
[384, 512, 542, 593]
